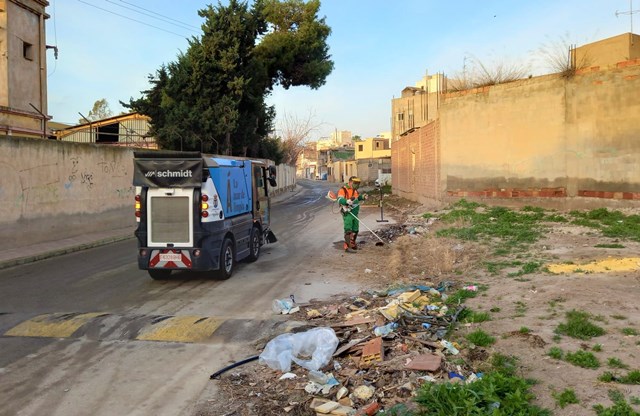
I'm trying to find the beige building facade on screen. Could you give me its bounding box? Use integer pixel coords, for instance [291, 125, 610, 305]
[391, 73, 445, 142]
[0, 0, 50, 138]
[573, 32, 640, 68]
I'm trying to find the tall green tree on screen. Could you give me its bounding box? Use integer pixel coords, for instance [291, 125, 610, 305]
[123, 0, 333, 160]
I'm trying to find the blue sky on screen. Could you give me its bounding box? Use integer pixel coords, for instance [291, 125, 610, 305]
[45, 0, 634, 139]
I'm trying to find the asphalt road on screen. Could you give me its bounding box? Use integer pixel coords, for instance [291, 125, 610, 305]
[0, 179, 365, 416]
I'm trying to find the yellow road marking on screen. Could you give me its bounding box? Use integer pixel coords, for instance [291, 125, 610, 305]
[136, 316, 225, 343]
[4, 312, 103, 338]
[548, 257, 640, 274]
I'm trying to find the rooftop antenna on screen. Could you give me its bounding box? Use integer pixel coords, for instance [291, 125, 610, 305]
[616, 0, 639, 36]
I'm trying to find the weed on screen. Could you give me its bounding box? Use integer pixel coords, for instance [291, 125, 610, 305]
[624, 370, 640, 384]
[548, 347, 564, 359]
[553, 388, 579, 408]
[599, 372, 616, 383]
[461, 310, 491, 323]
[413, 353, 551, 415]
[607, 358, 629, 369]
[622, 327, 638, 336]
[592, 344, 603, 352]
[593, 389, 640, 415]
[555, 309, 606, 340]
[595, 243, 625, 249]
[514, 301, 528, 317]
[519, 326, 531, 334]
[552, 334, 562, 342]
[611, 315, 628, 320]
[466, 329, 496, 347]
[445, 288, 478, 305]
[565, 350, 600, 369]
[599, 370, 640, 385]
[545, 214, 568, 222]
[630, 396, 640, 405]
[436, 200, 545, 255]
[508, 261, 542, 277]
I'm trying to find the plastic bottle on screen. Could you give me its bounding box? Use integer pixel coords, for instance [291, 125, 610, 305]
[373, 322, 398, 337]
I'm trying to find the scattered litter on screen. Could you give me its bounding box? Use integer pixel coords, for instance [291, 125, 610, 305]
[258, 327, 339, 372]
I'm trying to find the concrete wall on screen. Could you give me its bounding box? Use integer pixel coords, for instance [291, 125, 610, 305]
[0, 137, 135, 250]
[393, 61, 640, 208]
[0, 137, 296, 251]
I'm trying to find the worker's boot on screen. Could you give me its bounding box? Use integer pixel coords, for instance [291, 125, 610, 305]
[343, 232, 351, 252]
[350, 232, 358, 250]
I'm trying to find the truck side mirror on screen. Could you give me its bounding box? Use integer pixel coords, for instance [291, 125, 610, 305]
[268, 165, 277, 187]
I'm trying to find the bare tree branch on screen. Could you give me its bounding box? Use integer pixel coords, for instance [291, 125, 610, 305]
[277, 109, 322, 165]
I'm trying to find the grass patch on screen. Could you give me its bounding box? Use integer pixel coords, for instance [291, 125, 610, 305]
[595, 243, 625, 249]
[514, 301, 527, 317]
[569, 208, 640, 242]
[466, 329, 496, 347]
[593, 389, 640, 415]
[622, 327, 638, 336]
[459, 309, 491, 323]
[592, 344, 603, 352]
[413, 353, 551, 415]
[607, 358, 629, 369]
[548, 347, 564, 360]
[435, 200, 545, 255]
[611, 314, 628, 320]
[555, 309, 606, 340]
[553, 388, 579, 409]
[598, 370, 640, 384]
[445, 288, 479, 305]
[565, 350, 600, 369]
[508, 261, 542, 277]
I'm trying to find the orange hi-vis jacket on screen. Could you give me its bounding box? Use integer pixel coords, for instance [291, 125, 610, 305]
[337, 185, 362, 215]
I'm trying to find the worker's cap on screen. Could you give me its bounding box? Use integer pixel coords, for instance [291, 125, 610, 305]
[349, 176, 361, 183]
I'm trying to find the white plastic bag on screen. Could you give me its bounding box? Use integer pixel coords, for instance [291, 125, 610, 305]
[258, 327, 339, 372]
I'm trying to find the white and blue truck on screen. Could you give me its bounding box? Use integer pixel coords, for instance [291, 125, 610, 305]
[133, 151, 277, 279]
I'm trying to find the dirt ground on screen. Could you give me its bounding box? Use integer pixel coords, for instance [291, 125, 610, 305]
[201, 196, 640, 416]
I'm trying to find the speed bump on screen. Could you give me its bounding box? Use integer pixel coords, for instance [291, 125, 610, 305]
[4, 312, 104, 338]
[136, 315, 225, 343]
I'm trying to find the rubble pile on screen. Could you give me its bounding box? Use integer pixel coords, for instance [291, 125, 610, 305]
[215, 283, 486, 416]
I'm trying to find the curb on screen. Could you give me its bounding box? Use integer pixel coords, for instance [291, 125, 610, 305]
[0, 233, 135, 271]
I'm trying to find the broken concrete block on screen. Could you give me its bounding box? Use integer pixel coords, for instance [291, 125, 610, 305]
[315, 400, 340, 414]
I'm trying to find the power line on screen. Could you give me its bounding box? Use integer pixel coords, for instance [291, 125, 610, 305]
[117, 0, 201, 31]
[105, 0, 200, 33]
[76, 0, 191, 38]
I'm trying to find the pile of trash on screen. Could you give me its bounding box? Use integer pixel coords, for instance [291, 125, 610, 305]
[214, 283, 486, 415]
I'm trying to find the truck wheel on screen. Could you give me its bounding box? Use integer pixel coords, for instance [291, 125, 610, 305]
[247, 226, 261, 262]
[148, 269, 171, 280]
[218, 237, 235, 279]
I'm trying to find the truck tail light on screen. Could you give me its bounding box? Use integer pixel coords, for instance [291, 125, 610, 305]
[135, 194, 141, 220]
[201, 194, 209, 217]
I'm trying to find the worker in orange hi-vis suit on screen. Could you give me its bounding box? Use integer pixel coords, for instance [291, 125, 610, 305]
[337, 176, 368, 252]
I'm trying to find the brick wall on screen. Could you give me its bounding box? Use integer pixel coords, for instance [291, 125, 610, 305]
[392, 61, 640, 208]
[392, 120, 439, 203]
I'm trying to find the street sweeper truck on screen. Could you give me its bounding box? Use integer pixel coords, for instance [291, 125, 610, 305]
[133, 151, 277, 279]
